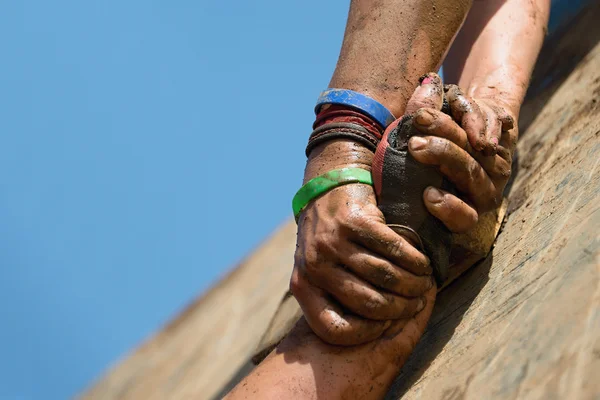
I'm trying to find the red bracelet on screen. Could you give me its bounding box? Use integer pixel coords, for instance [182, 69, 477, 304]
[306, 105, 384, 157]
[313, 105, 383, 140]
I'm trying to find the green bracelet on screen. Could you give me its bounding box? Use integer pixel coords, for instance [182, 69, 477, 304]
[292, 167, 373, 220]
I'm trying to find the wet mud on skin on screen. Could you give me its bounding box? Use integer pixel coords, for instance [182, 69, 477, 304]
[303, 140, 374, 183]
[329, 0, 472, 116]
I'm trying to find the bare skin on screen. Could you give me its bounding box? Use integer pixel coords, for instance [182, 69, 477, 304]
[227, 0, 549, 399]
[410, 0, 551, 231]
[226, 285, 437, 400]
[295, 0, 474, 347]
[225, 80, 479, 399]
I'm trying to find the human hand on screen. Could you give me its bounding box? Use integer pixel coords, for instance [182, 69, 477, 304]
[291, 139, 433, 346]
[276, 282, 437, 399]
[406, 78, 517, 232]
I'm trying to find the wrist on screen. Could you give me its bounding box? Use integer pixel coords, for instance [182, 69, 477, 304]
[279, 321, 400, 398]
[304, 139, 374, 183]
[466, 71, 524, 120]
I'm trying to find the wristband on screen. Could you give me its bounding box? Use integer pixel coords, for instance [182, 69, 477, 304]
[306, 122, 378, 156]
[293, 167, 373, 220]
[315, 89, 396, 129]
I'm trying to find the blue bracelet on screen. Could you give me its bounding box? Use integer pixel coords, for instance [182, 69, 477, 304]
[315, 89, 396, 129]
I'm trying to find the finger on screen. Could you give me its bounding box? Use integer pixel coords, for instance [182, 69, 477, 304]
[339, 242, 433, 297]
[405, 72, 444, 115]
[408, 136, 500, 211]
[473, 126, 515, 183]
[445, 84, 492, 154]
[345, 216, 432, 276]
[488, 103, 515, 132]
[289, 267, 391, 345]
[381, 318, 409, 338]
[412, 108, 470, 150]
[310, 264, 427, 320]
[377, 285, 437, 366]
[423, 187, 478, 233]
[479, 102, 502, 155]
[473, 152, 512, 182]
[498, 123, 518, 159]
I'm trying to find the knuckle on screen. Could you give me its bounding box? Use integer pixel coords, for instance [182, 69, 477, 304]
[386, 237, 406, 260]
[482, 192, 503, 212]
[467, 158, 481, 182]
[429, 136, 444, 154]
[441, 138, 454, 158]
[314, 235, 332, 255]
[362, 293, 389, 315]
[289, 273, 303, 298]
[414, 254, 432, 275]
[347, 211, 380, 239]
[321, 320, 347, 344]
[303, 248, 320, 273]
[347, 210, 369, 229]
[413, 275, 431, 294]
[369, 260, 398, 288]
[498, 165, 512, 179]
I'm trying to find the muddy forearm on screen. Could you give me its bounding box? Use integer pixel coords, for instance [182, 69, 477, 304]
[444, 0, 551, 118]
[303, 140, 373, 181]
[311, 0, 472, 175]
[329, 0, 472, 117]
[225, 320, 401, 400]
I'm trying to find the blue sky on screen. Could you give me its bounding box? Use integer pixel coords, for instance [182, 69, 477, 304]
[0, 1, 345, 398]
[0, 1, 579, 399]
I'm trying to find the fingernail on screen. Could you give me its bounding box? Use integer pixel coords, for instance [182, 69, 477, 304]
[425, 187, 444, 204]
[419, 73, 437, 86]
[415, 109, 434, 127]
[418, 298, 426, 311]
[491, 137, 499, 146]
[384, 320, 393, 330]
[409, 136, 428, 151]
[427, 277, 434, 290]
[421, 76, 433, 85]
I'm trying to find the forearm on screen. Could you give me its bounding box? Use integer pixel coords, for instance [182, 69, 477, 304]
[311, 0, 473, 179]
[444, 0, 551, 118]
[330, 0, 472, 117]
[225, 319, 400, 400]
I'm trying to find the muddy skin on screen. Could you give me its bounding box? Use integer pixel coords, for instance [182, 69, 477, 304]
[304, 140, 374, 184]
[329, 0, 472, 117]
[404, 72, 445, 114]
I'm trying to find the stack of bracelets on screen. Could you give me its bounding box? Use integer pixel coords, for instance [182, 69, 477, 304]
[293, 89, 396, 220]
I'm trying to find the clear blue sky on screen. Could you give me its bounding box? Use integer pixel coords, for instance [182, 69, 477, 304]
[0, 1, 578, 399]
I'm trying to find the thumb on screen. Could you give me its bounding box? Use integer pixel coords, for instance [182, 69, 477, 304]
[405, 72, 444, 115]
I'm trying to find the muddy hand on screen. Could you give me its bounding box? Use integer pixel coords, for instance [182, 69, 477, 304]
[444, 84, 515, 157]
[409, 84, 517, 227]
[292, 139, 433, 346]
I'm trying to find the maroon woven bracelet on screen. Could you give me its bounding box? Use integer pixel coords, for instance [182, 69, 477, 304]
[306, 122, 379, 156]
[306, 105, 385, 157]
